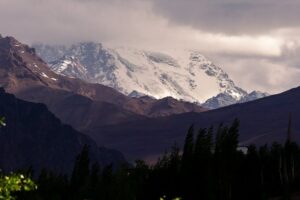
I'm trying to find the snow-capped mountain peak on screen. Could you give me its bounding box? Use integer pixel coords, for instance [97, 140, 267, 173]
[239, 91, 269, 103]
[33, 42, 267, 109]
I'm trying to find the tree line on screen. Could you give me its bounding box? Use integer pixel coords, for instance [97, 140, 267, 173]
[3, 118, 300, 200]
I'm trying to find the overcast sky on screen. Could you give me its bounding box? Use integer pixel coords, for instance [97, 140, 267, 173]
[1, 0, 300, 93]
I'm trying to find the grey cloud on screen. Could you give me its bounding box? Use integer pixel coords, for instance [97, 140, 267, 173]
[273, 43, 300, 69]
[204, 39, 300, 93]
[0, 0, 156, 45]
[150, 0, 300, 34]
[206, 47, 300, 94]
[0, 0, 299, 94]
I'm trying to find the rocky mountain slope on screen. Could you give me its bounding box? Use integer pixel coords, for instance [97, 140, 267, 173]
[0, 88, 125, 173]
[34, 43, 268, 108]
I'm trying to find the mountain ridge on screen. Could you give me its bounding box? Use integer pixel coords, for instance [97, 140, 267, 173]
[89, 86, 300, 161]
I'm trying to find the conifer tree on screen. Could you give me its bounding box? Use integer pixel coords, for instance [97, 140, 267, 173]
[70, 145, 90, 199]
[245, 145, 261, 199]
[215, 123, 224, 155]
[90, 162, 100, 188]
[181, 125, 195, 167]
[214, 120, 240, 200]
[194, 127, 213, 199]
[282, 113, 294, 200]
[181, 125, 195, 200]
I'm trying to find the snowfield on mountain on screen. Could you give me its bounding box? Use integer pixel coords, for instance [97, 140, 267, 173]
[34, 43, 268, 109]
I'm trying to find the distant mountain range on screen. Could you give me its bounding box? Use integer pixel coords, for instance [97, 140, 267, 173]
[1, 35, 297, 165]
[33, 43, 268, 109]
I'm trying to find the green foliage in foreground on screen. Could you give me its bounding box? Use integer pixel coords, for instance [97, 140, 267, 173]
[0, 116, 37, 199]
[0, 116, 6, 127]
[0, 174, 37, 200]
[160, 196, 182, 200]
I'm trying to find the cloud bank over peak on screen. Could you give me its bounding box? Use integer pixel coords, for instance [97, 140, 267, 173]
[150, 0, 300, 35]
[0, 0, 299, 94]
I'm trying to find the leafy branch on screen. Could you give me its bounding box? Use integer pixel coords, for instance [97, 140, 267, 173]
[0, 117, 5, 127]
[0, 173, 37, 200]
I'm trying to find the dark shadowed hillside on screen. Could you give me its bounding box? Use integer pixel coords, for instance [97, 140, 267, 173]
[0, 88, 125, 174]
[92, 87, 300, 161]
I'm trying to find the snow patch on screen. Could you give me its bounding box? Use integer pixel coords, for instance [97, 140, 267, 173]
[40, 72, 49, 78]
